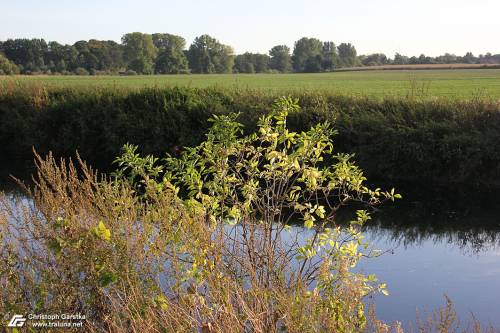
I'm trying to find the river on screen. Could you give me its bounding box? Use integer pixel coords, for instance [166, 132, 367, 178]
[360, 201, 500, 328]
[2, 176, 499, 329]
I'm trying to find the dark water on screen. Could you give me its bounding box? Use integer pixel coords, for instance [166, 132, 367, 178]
[2, 176, 500, 328]
[358, 199, 500, 328]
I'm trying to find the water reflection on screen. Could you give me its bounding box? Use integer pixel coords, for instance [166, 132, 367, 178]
[2, 181, 500, 327]
[3, 179, 500, 255]
[365, 202, 500, 255]
[349, 199, 500, 328]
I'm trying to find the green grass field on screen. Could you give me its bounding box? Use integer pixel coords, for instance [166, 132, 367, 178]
[3, 69, 500, 98]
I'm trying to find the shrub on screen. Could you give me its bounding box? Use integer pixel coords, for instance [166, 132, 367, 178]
[74, 67, 90, 75]
[123, 69, 137, 75]
[0, 54, 20, 75]
[112, 97, 401, 331]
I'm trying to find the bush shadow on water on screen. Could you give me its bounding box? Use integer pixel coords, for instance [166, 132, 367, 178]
[363, 186, 500, 255]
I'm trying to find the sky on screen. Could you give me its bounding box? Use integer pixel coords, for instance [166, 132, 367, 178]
[2, 0, 499, 57]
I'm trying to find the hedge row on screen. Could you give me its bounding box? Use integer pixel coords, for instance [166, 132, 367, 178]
[1, 84, 499, 189]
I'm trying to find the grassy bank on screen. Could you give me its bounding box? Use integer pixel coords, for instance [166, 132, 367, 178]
[1, 83, 499, 189]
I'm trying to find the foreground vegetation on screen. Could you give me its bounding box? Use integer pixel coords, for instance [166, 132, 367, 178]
[1, 99, 495, 332]
[1, 83, 500, 191]
[2, 69, 500, 97]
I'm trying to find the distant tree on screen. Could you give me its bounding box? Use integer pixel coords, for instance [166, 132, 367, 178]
[155, 48, 189, 74]
[152, 33, 189, 74]
[2, 38, 48, 73]
[393, 53, 409, 65]
[87, 40, 124, 72]
[253, 54, 270, 73]
[234, 53, 270, 73]
[361, 53, 388, 66]
[187, 35, 234, 73]
[292, 37, 323, 72]
[107, 40, 125, 71]
[435, 53, 457, 64]
[122, 32, 157, 74]
[3, 33, 496, 75]
[0, 53, 20, 75]
[46, 41, 63, 64]
[152, 33, 184, 50]
[46, 41, 79, 71]
[234, 53, 254, 73]
[56, 59, 67, 72]
[269, 45, 292, 72]
[74, 40, 99, 70]
[462, 52, 477, 64]
[321, 41, 338, 71]
[478, 53, 500, 64]
[417, 54, 433, 64]
[304, 55, 323, 72]
[234, 54, 255, 73]
[337, 43, 358, 68]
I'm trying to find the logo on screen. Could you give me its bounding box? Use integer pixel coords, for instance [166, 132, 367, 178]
[7, 314, 27, 327]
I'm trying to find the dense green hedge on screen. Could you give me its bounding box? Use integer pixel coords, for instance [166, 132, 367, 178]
[1, 84, 499, 188]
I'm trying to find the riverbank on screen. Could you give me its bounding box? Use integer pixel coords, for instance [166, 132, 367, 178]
[1, 84, 499, 190]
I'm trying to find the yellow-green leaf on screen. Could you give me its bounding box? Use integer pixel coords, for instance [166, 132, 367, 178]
[95, 220, 111, 241]
[304, 218, 314, 229]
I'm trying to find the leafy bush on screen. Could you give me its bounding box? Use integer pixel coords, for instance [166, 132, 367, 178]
[74, 67, 90, 75]
[113, 97, 402, 331]
[123, 69, 137, 75]
[0, 54, 20, 75]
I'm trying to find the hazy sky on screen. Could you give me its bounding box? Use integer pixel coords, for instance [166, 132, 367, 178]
[2, 0, 499, 57]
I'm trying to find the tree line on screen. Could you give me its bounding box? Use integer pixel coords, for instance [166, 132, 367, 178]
[1, 32, 499, 75]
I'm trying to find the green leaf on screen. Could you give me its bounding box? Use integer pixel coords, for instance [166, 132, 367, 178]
[99, 270, 118, 288]
[47, 239, 62, 255]
[304, 218, 314, 229]
[94, 220, 111, 241]
[154, 294, 169, 310]
[316, 205, 326, 219]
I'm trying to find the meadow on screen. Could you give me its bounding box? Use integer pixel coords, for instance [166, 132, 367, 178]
[2, 68, 500, 98]
[1, 71, 500, 331]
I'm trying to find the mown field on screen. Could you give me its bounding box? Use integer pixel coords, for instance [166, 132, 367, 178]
[2, 69, 500, 98]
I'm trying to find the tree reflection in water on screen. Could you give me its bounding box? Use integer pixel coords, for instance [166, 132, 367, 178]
[363, 197, 500, 255]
